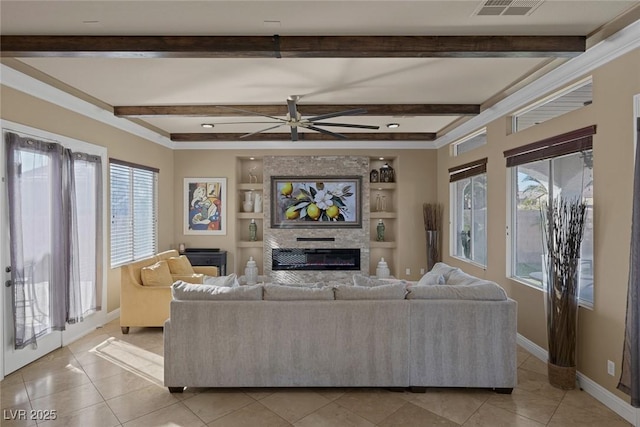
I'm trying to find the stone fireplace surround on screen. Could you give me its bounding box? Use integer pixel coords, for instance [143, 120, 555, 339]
[263, 156, 370, 282]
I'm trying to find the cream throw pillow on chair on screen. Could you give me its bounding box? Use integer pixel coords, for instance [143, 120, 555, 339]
[167, 255, 195, 275]
[141, 260, 173, 287]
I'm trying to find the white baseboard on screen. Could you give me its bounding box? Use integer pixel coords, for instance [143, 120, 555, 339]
[106, 308, 120, 324]
[517, 333, 638, 426]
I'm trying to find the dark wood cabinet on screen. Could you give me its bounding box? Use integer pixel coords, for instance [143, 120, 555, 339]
[183, 249, 227, 275]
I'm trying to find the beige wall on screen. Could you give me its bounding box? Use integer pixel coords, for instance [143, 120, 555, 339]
[437, 48, 640, 400]
[173, 149, 438, 280]
[0, 86, 175, 313]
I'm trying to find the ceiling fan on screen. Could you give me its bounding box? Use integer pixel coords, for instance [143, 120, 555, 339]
[216, 96, 380, 141]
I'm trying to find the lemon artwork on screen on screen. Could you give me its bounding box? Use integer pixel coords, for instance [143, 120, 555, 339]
[279, 181, 353, 222]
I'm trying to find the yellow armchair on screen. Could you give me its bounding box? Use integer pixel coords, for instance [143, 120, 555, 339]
[119, 249, 218, 334]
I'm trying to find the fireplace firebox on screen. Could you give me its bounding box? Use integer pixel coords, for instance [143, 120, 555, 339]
[272, 248, 361, 271]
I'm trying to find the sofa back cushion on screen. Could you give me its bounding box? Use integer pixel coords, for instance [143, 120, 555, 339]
[167, 255, 195, 275]
[264, 284, 334, 300]
[141, 260, 173, 287]
[172, 281, 263, 300]
[407, 281, 507, 301]
[334, 282, 407, 300]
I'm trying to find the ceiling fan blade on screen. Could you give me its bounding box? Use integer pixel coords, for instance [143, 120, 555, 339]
[287, 97, 298, 120]
[307, 108, 367, 121]
[239, 124, 285, 139]
[217, 105, 286, 122]
[306, 125, 347, 139]
[311, 122, 380, 130]
[290, 126, 299, 142]
[209, 121, 282, 125]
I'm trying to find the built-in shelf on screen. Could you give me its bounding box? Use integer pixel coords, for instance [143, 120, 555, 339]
[238, 183, 263, 191]
[369, 182, 396, 190]
[370, 241, 397, 249]
[370, 211, 397, 219]
[238, 241, 263, 248]
[237, 212, 264, 219]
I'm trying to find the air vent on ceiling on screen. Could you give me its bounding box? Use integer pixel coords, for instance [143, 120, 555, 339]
[473, 0, 544, 16]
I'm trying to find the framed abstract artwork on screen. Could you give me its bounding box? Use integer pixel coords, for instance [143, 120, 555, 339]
[184, 178, 227, 235]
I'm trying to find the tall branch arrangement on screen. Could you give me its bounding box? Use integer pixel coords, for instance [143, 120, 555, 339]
[541, 197, 587, 367]
[423, 203, 444, 268]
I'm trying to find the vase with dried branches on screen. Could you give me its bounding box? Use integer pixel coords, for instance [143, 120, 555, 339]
[423, 203, 443, 271]
[541, 197, 587, 390]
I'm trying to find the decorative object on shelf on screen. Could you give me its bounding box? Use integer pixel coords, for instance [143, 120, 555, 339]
[243, 191, 254, 212]
[249, 219, 257, 241]
[541, 197, 587, 390]
[376, 219, 385, 241]
[370, 169, 379, 183]
[379, 163, 395, 183]
[271, 176, 362, 228]
[244, 257, 259, 285]
[248, 165, 258, 184]
[184, 177, 227, 235]
[178, 243, 186, 253]
[375, 193, 382, 212]
[422, 203, 443, 271]
[376, 258, 390, 279]
[381, 195, 387, 212]
[253, 193, 262, 213]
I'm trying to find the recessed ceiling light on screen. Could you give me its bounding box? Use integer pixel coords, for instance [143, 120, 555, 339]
[249, 157, 255, 160]
[201, 123, 215, 128]
[379, 157, 385, 160]
[386, 123, 400, 129]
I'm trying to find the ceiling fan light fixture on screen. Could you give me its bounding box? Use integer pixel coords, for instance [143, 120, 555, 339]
[386, 123, 400, 129]
[201, 123, 215, 128]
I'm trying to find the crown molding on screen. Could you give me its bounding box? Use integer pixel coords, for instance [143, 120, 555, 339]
[0, 63, 176, 149]
[434, 18, 640, 148]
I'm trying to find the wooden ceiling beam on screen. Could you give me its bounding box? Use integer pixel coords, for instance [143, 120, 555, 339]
[171, 132, 437, 142]
[115, 104, 480, 117]
[1, 35, 585, 58]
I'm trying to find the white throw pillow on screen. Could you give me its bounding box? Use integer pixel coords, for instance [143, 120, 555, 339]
[352, 274, 386, 287]
[172, 281, 262, 300]
[446, 269, 478, 286]
[203, 273, 240, 287]
[415, 271, 446, 286]
[263, 284, 334, 300]
[429, 262, 459, 281]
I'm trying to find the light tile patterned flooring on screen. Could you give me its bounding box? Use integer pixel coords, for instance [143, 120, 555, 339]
[0, 318, 632, 426]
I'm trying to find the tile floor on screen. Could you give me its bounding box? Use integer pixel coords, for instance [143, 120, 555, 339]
[0, 318, 632, 426]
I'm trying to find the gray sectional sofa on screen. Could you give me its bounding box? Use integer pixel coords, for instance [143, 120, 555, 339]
[163, 263, 517, 393]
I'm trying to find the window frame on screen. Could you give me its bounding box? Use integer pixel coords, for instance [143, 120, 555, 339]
[505, 126, 595, 307]
[109, 158, 159, 268]
[449, 157, 488, 267]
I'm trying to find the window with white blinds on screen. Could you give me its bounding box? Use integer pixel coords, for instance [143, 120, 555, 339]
[109, 159, 158, 268]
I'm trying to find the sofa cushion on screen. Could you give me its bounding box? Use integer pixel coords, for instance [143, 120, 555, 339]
[446, 269, 478, 286]
[172, 281, 263, 300]
[415, 271, 446, 286]
[167, 255, 195, 275]
[334, 283, 407, 300]
[352, 274, 389, 287]
[264, 284, 334, 300]
[407, 281, 507, 301]
[429, 262, 459, 281]
[203, 273, 240, 287]
[270, 281, 323, 288]
[141, 260, 173, 287]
